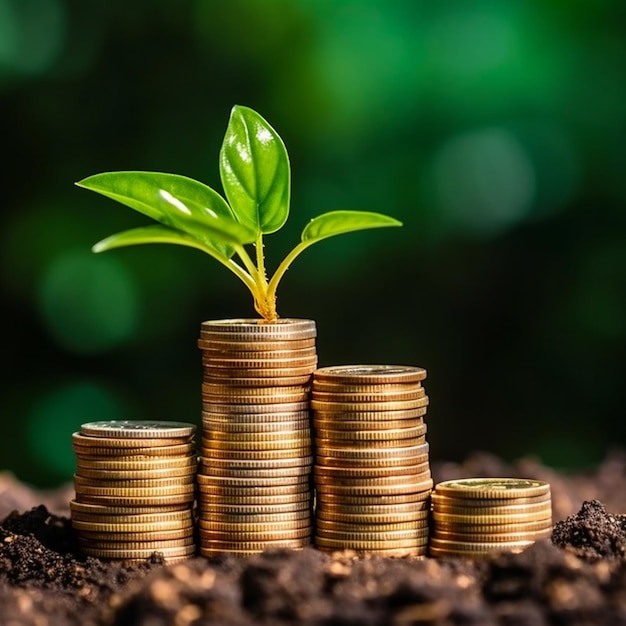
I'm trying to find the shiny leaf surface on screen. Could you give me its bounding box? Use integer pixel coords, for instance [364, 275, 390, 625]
[301, 210, 402, 244]
[219, 105, 290, 235]
[92, 225, 232, 265]
[76, 171, 256, 257]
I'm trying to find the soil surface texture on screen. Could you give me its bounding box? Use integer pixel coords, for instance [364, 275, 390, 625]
[3, 450, 626, 626]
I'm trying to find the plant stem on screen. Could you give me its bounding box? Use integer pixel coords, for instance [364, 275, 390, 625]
[266, 240, 313, 305]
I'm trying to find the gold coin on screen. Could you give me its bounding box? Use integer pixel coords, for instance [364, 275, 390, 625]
[311, 389, 426, 403]
[430, 492, 552, 507]
[197, 473, 309, 487]
[203, 374, 313, 387]
[315, 424, 427, 441]
[199, 484, 310, 497]
[432, 518, 554, 534]
[203, 420, 310, 434]
[198, 491, 310, 504]
[75, 485, 195, 498]
[201, 383, 309, 397]
[73, 443, 195, 458]
[71, 517, 194, 532]
[313, 365, 427, 384]
[68, 500, 189, 516]
[72, 433, 194, 449]
[433, 478, 551, 500]
[199, 510, 311, 524]
[314, 463, 430, 479]
[197, 538, 310, 551]
[197, 338, 316, 352]
[199, 502, 311, 516]
[314, 444, 429, 461]
[312, 407, 428, 421]
[203, 355, 318, 368]
[202, 393, 310, 407]
[315, 519, 429, 533]
[80, 421, 196, 439]
[205, 363, 316, 377]
[203, 429, 310, 442]
[431, 528, 553, 543]
[198, 526, 311, 540]
[201, 346, 318, 359]
[316, 528, 428, 542]
[431, 510, 552, 524]
[317, 479, 433, 496]
[315, 436, 427, 450]
[201, 465, 311, 479]
[316, 453, 430, 469]
[200, 456, 312, 471]
[316, 545, 427, 557]
[314, 536, 428, 550]
[80, 545, 196, 559]
[200, 448, 311, 461]
[75, 465, 197, 480]
[74, 475, 194, 489]
[427, 546, 525, 560]
[432, 501, 552, 517]
[315, 500, 430, 516]
[200, 317, 316, 337]
[79, 534, 196, 548]
[77, 493, 195, 506]
[311, 381, 423, 393]
[202, 410, 310, 423]
[311, 397, 429, 412]
[202, 438, 311, 452]
[201, 402, 309, 415]
[315, 510, 429, 525]
[75, 456, 197, 471]
[77, 528, 195, 541]
[70, 509, 193, 524]
[315, 492, 431, 506]
[315, 474, 431, 489]
[313, 418, 424, 432]
[429, 537, 538, 553]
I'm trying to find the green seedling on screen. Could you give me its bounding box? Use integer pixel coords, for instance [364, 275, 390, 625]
[76, 105, 402, 321]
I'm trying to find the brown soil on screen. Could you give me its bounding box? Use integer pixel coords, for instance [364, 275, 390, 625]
[3, 450, 626, 626]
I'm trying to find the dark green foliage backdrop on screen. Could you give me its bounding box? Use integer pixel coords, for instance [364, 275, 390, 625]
[1, 0, 625, 487]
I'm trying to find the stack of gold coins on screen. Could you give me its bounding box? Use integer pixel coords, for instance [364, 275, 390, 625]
[70, 421, 197, 563]
[311, 365, 432, 556]
[429, 478, 553, 559]
[197, 318, 317, 556]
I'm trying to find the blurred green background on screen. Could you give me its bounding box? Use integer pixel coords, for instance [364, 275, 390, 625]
[1, 0, 625, 488]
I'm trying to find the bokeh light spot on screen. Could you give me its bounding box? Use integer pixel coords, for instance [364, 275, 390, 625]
[0, 0, 66, 76]
[38, 250, 140, 354]
[431, 127, 535, 237]
[27, 381, 131, 479]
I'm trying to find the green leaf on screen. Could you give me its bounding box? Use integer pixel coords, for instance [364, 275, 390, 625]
[92, 225, 232, 265]
[76, 171, 256, 257]
[301, 210, 402, 244]
[219, 105, 290, 235]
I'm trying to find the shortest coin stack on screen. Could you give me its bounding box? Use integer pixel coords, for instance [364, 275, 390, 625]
[429, 478, 552, 559]
[71, 421, 197, 563]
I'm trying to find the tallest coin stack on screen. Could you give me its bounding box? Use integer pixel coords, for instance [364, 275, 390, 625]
[197, 319, 317, 556]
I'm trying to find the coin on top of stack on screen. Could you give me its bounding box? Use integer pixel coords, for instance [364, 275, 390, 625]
[429, 478, 552, 559]
[71, 420, 197, 563]
[197, 318, 316, 556]
[311, 364, 432, 557]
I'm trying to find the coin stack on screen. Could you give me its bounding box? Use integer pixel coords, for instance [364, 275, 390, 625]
[311, 365, 433, 556]
[70, 421, 197, 563]
[197, 318, 317, 556]
[429, 478, 553, 559]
